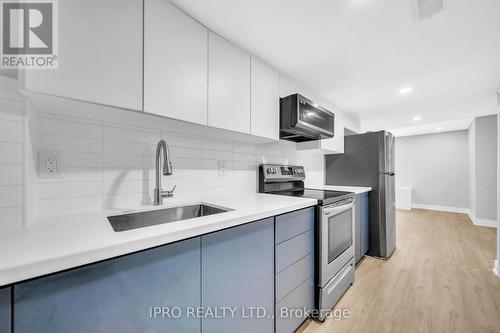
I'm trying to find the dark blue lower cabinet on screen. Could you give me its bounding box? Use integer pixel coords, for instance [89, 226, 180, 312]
[201, 218, 275, 333]
[360, 193, 369, 258]
[0, 287, 11, 333]
[355, 192, 370, 264]
[14, 238, 201, 333]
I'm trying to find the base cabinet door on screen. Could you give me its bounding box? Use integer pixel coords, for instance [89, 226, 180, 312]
[201, 218, 274, 333]
[0, 287, 10, 333]
[355, 194, 362, 263]
[14, 238, 201, 333]
[360, 193, 370, 257]
[355, 192, 370, 264]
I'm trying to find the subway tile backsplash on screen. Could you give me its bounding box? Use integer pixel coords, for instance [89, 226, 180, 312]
[0, 79, 325, 225]
[0, 97, 24, 229]
[24, 110, 324, 218]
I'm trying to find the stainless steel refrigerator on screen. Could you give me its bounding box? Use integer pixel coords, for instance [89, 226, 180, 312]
[325, 131, 396, 259]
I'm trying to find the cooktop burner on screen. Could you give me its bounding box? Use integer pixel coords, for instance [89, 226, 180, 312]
[272, 188, 354, 206]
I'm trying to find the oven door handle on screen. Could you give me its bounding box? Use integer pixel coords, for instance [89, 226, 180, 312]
[323, 203, 354, 217]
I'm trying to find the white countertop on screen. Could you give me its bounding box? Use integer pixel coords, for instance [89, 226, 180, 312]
[0, 194, 316, 286]
[308, 184, 372, 194]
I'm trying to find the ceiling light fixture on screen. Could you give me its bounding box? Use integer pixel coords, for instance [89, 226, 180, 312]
[436, 127, 443, 131]
[412, 116, 422, 121]
[399, 87, 413, 94]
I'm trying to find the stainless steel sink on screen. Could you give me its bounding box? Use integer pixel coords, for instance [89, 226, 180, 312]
[108, 203, 232, 232]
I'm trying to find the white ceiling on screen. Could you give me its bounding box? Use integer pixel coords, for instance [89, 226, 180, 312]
[170, 0, 500, 132]
[389, 117, 473, 137]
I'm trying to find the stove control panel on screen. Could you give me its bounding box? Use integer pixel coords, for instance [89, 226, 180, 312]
[260, 164, 305, 182]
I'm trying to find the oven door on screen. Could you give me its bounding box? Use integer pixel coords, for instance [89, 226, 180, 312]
[319, 201, 355, 287]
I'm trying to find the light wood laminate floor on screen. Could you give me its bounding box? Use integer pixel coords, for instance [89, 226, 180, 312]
[298, 209, 500, 333]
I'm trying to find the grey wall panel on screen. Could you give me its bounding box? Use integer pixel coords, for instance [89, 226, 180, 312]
[201, 217, 274, 333]
[469, 121, 477, 214]
[474, 115, 498, 220]
[0, 287, 10, 333]
[395, 130, 469, 208]
[14, 238, 201, 333]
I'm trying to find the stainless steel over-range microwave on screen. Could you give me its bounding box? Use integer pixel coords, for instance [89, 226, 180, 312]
[279, 93, 335, 142]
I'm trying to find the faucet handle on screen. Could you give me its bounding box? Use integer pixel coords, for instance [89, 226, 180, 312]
[163, 185, 176, 198]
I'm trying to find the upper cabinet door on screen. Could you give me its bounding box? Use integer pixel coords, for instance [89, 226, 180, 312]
[144, 0, 208, 125]
[251, 57, 279, 140]
[23, 0, 143, 111]
[208, 32, 251, 134]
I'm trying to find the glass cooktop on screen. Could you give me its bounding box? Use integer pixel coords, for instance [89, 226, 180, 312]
[273, 188, 354, 206]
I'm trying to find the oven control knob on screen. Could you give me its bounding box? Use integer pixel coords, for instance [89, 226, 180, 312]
[273, 168, 278, 174]
[293, 169, 298, 174]
[267, 168, 272, 174]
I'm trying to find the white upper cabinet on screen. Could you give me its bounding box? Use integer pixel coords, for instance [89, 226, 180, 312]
[23, 0, 143, 111]
[251, 57, 279, 140]
[208, 32, 251, 134]
[144, 0, 208, 125]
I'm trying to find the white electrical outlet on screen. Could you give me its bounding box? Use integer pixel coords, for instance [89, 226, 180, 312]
[219, 161, 226, 176]
[39, 151, 63, 178]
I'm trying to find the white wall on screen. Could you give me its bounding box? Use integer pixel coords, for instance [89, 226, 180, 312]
[496, 91, 500, 277]
[395, 130, 469, 210]
[0, 77, 25, 229]
[474, 115, 498, 221]
[0, 89, 329, 223]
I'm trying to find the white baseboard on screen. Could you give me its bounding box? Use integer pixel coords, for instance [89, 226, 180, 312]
[411, 204, 468, 214]
[494, 260, 499, 278]
[411, 204, 497, 228]
[466, 210, 498, 228]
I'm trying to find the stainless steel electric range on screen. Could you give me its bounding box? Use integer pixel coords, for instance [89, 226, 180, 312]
[259, 164, 356, 321]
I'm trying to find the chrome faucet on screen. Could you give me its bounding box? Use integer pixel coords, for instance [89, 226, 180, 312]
[154, 139, 175, 205]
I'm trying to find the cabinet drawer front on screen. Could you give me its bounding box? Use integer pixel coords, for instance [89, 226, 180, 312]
[275, 277, 314, 333]
[276, 230, 314, 273]
[276, 253, 314, 304]
[275, 207, 314, 245]
[320, 259, 354, 315]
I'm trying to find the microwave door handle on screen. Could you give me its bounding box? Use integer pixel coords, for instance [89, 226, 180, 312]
[323, 203, 354, 216]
